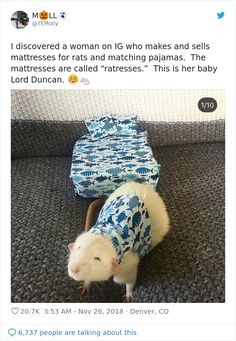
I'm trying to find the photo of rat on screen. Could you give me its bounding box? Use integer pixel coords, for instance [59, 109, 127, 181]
[68, 181, 170, 302]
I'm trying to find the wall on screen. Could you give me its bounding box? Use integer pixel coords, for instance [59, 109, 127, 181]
[11, 89, 224, 122]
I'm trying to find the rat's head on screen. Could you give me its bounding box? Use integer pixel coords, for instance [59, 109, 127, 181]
[68, 233, 120, 282]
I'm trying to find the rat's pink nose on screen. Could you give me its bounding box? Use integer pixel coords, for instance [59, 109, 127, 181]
[70, 265, 80, 274]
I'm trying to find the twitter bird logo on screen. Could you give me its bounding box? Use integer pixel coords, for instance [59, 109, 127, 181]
[217, 12, 225, 19]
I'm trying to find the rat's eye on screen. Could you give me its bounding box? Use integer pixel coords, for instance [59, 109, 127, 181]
[77, 246, 81, 250]
[94, 257, 101, 261]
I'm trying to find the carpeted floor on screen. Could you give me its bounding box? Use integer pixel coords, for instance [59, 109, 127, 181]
[11, 142, 225, 303]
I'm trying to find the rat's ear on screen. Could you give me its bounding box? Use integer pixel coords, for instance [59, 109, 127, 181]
[111, 259, 120, 273]
[67, 243, 75, 251]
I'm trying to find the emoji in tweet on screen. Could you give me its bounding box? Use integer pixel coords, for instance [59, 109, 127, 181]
[68, 74, 78, 84]
[39, 11, 49, 20]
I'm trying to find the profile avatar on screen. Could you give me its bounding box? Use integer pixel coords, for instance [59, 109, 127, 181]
[11, 11, 29, 29]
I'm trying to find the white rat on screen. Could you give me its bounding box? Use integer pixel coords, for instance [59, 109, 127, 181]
[68, 181, 170, 302]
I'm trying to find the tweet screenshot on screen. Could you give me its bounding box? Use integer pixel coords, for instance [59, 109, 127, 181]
[0, 0, 235, 340]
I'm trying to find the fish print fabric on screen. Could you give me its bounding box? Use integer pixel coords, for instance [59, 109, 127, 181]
[85, 116, 118, 140]
[70, 132, 160, 197]
[113, 115, 139, 136]
[89, 194, 152, 262]
[85, 115, 138, 140]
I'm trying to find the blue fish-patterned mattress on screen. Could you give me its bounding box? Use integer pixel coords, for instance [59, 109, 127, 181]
[70, 132, 160, 198]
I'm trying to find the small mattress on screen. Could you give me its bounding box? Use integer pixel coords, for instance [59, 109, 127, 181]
[70, 132, 160, 198]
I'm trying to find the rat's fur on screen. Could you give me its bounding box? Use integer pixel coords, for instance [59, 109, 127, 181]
[68, 181, 170, 301]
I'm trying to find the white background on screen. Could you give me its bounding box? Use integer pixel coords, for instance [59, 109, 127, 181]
[2, 1, 235, 90]
[0, 1, 236, 341]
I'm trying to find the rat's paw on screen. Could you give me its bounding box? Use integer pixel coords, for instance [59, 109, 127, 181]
[78, 281, 91, 296]
[123, 293, 133, 303]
